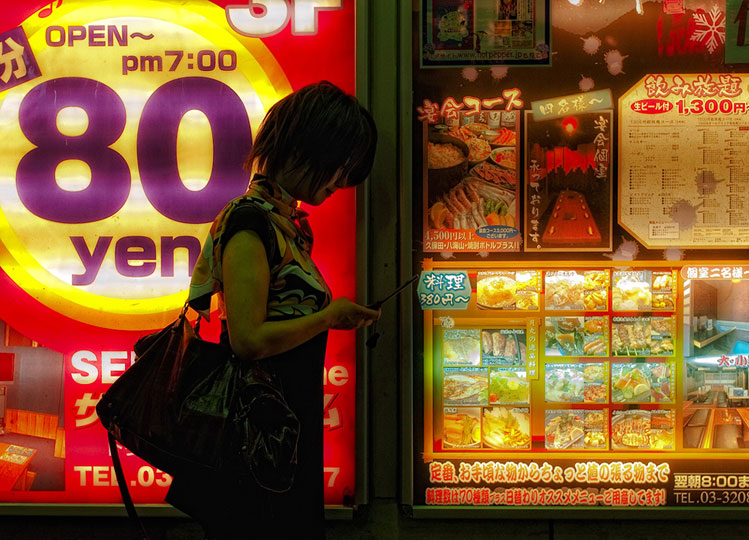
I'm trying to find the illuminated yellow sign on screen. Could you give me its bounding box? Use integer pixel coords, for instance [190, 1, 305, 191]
[0, 0, 292, 329]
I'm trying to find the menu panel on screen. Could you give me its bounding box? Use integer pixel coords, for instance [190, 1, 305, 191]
[524, 104, 613, 252]
[429, 264, 680, 457]
[619, 74, 749, 249]
[418, 262, 749, 509]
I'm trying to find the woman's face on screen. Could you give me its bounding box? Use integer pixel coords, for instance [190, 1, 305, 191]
[275, 162, 348, 206]
[306, 168, 347, 206]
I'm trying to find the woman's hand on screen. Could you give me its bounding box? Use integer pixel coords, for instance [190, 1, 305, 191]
[323, 297, 381, 330]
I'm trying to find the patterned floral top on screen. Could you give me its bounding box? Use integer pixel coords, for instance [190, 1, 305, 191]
[188, 175, 331, 322]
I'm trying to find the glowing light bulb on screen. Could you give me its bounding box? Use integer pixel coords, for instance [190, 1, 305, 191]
[635, 0, 643, 14]
[568, 0, 583, 5]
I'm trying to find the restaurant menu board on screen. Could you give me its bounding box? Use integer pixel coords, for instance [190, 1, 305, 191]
[418, 263, 749, 509]
[420, 0, 551, 67]
[424, 109, 521, 252]
[0, 0, 358, 507]
[619, 73, 749, 249]
[431, 266, 678, 453]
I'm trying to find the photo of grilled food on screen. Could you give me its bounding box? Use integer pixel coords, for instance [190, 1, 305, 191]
[611, 411, 651, 449]
[612, 320, 651, 356]
[482, 330, 518, 358]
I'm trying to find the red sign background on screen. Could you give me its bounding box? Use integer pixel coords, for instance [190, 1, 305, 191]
[0, 0, 357, 506]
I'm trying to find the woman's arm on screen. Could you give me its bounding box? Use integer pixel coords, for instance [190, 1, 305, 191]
[222, 229, 379, 361]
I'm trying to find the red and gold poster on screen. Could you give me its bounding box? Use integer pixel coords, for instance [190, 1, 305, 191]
[0, 0, 357, 507]
[419, 92, 524, 253]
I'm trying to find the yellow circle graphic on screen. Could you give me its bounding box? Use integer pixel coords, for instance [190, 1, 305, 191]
[0, 0, 292, 330]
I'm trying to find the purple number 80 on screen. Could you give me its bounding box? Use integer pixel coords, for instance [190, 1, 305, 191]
[17, 76, 252, 224]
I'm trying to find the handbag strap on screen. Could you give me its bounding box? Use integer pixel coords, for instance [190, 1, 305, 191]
[108, 432, 151, 540]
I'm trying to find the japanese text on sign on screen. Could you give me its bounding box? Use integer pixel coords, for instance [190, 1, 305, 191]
[682, 266, 747, 280]
[643, 74, 743, 99]
[425, 487, 667, 507]
[593, 114, 610, 180]
[418, 271, 471, 310]
[531, 90, 613, 120]
[428, 461, 671, 485]
[528, 158, 542, 248]
[0, 27, 41, 91]
[718, 354, 749, 367]
[417, 90, 524, 123]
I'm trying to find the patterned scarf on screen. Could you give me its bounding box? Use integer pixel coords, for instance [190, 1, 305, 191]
[188, 175, 328, 320]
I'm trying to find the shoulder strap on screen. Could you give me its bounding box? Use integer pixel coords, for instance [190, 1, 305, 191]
[108, 432, 151, 540]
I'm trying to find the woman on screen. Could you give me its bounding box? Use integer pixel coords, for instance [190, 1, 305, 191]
[166, 81, 380, 539]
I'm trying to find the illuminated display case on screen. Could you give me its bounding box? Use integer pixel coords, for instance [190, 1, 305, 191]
[409, 0, 749, 516]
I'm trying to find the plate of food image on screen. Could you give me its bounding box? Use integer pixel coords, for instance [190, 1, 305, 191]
[477, 275, 517, 309]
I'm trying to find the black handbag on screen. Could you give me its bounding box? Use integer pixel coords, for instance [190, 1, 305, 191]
[96, 305, 300, 537]
[97, 307, 240, 478]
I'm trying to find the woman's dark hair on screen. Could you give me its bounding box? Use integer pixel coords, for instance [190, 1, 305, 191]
[244, 81, 377, 193]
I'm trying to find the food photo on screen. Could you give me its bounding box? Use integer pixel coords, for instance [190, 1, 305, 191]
[424, 113, 521, 248]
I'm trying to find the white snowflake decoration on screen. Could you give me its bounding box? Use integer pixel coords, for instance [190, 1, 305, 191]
[691, 5, 725, 54]
[581, 35, 602, 55]
[579, 75, 595, 92]
[462, 67, 479, 82]
[603, 49, 627, 76]
[663, 248, 684, 261]
[490, 66, 509, 80]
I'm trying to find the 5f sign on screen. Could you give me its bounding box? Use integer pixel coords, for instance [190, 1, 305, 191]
[226, 0, 343, 37]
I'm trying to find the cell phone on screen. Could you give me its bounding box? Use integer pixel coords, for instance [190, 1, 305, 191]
[368, 274, 419, 309]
